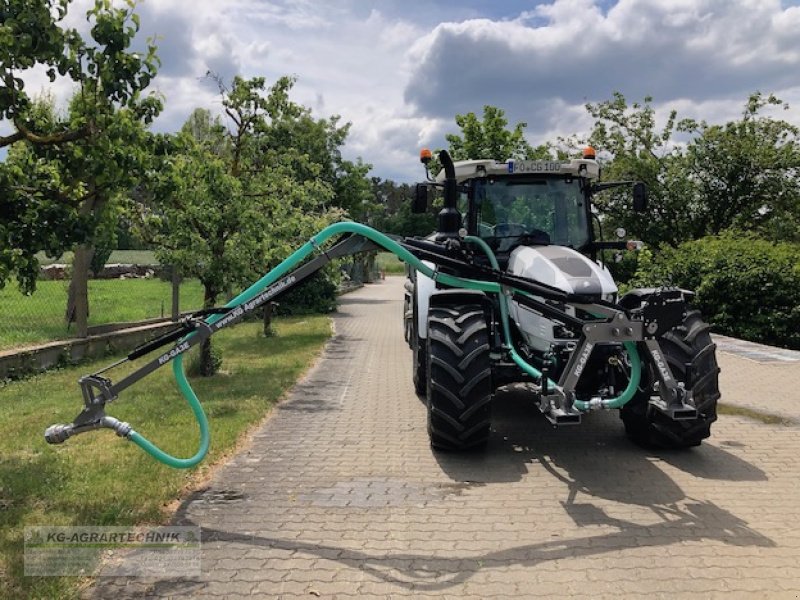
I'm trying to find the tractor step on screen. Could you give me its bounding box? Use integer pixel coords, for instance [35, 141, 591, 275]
[544, 407, 582, 426]
[649, 399, 698, 421]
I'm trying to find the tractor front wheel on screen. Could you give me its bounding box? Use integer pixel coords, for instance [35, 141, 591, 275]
[621, 310, 720, 448]
[426, 304, 492, 451]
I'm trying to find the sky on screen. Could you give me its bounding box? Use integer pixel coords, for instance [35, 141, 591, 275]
[9, 0, 800, 182]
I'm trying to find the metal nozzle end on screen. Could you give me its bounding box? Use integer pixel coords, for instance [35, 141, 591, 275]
[44, 424, 73, 444]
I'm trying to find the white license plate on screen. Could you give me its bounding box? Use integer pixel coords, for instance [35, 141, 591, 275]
[510, 160, 565, 174]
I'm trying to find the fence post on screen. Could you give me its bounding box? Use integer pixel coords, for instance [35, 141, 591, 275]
[171, 266, 180, 322]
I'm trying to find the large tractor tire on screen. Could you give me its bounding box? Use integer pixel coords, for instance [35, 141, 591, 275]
[621, 309, 720, 448]
[426, 304, 492, 450]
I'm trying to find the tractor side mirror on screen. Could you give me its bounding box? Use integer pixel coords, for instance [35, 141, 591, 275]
[632, 182, 648, 213]
[412, 183, 429, 214]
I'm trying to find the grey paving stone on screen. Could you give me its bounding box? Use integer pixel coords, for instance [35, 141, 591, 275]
[87, 277, 800, 599]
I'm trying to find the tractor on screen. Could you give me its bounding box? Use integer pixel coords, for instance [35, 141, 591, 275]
[45, 149, 719, 468]
[404, 149, 720, 451]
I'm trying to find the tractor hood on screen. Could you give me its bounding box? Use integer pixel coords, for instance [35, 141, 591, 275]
[507, 245, 617, 297]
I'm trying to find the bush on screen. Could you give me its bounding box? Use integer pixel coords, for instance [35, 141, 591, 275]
[631, 234, 800, 350]
[275, 271, 338, 315]
[605, 250, 640, 287]
[187, 340, 223, 376]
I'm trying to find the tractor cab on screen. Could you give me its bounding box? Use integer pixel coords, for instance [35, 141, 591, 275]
[431, 155, 601, 265]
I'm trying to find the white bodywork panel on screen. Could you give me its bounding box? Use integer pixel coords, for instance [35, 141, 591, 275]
[435, 158, 600, 184]
[415, 261, 436, 339]
[507, 246, 617, 296]
[507, 246, 617, 352]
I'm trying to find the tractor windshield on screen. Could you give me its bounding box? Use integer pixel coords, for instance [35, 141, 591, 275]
[474, 177, 590, 251]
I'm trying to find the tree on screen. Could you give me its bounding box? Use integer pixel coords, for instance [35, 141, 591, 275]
[585, 93, 696, 248]
[445, 105, 549, 161]
[240, 93, 375, 220]
[681, 93, 800, 242]
[143, 78, 343, 375]
[370, 178, 434, 237]
[0, 0, 160, 336]
[585, 92, 800, 248]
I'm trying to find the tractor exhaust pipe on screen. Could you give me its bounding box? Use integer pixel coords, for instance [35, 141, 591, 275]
[437, 150, 461, 236]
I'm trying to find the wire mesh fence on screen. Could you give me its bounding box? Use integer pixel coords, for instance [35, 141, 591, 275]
[0, 261, 204, 351]
[1, 251, 386, 352]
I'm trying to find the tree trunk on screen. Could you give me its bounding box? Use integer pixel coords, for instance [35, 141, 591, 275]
[263, 302, 277, 337]
[171, 266, 180, 322]
[199, 283, 219, 376]
[364, 252, 377, 283]
[66, 189, 104, 338]
[65, 244, 94, 338]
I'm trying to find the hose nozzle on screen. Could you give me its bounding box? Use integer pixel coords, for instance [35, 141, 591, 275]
[44, 416, 131, 445]
[44, 423, 74, 444]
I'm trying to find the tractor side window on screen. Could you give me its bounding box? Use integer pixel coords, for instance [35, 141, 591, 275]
[457, 191, 468, 228]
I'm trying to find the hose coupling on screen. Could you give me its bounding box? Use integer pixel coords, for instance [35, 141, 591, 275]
[101, 416, 133, 439]
[586, 397, 603, 410]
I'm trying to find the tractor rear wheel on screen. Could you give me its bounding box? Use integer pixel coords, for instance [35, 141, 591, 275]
[621, 310, 720, 448]
[426, 304, 492, 450]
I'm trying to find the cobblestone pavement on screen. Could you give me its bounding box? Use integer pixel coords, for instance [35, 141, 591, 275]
[91, 277, 800, 599]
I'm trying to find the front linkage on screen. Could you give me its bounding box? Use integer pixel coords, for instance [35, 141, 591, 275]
[45, 222, 694, 467]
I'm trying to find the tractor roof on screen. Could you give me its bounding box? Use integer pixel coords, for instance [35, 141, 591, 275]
[435, 158, 600, 183]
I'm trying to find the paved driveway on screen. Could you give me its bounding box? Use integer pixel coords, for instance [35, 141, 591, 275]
[92, 277, 800, 599]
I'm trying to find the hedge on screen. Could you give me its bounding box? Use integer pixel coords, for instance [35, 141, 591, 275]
[630, 234, 800, 350]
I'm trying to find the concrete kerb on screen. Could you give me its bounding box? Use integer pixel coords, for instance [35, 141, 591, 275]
[0, 320, 180, 380]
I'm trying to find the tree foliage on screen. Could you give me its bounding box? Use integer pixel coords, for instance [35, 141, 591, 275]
[586, 93, 694, 247]
[370, 178, 434, 238]
[681, 94, 800, 242]
[588, 92, 800, 247]
[0, 0, 161, 294]
[141, 76, 363, 374]
[445, 105, 550, 161]
[631, 234, 800, 349]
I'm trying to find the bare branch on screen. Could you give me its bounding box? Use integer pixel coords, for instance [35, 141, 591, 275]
[2, 119, 93, 148]
[0, 131, 24, 147]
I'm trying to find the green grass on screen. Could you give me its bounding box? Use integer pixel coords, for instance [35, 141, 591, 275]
[377, 251, 406, 275]
[36, 250, 159, 266]
[718, 403, 796, 426]
[0, 316, 331, 599]
[0, 279, 205, 350]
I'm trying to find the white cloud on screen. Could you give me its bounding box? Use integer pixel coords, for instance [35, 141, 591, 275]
[404, 0, 800, 157]
[5, 1, 800, 182]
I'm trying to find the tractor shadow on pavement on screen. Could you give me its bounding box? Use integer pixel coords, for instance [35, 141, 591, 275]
[144, 386, 775, 596]
[433, 384, 768, 490]
[173, 498, 774, 594]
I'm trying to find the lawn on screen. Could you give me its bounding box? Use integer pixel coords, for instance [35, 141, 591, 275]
[377, 251, 406, 275]
[0, 279, 205, 350]
[0, 316, 331, 599]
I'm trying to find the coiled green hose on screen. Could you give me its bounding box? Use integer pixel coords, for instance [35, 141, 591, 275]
[128, 222, 641, 467]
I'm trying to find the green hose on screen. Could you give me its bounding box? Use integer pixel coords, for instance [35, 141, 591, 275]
[128, 222, 641, 467]
[463, 235, 640, 412]
[127, 354, 210, 468]
[464, 236, 558, 386]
